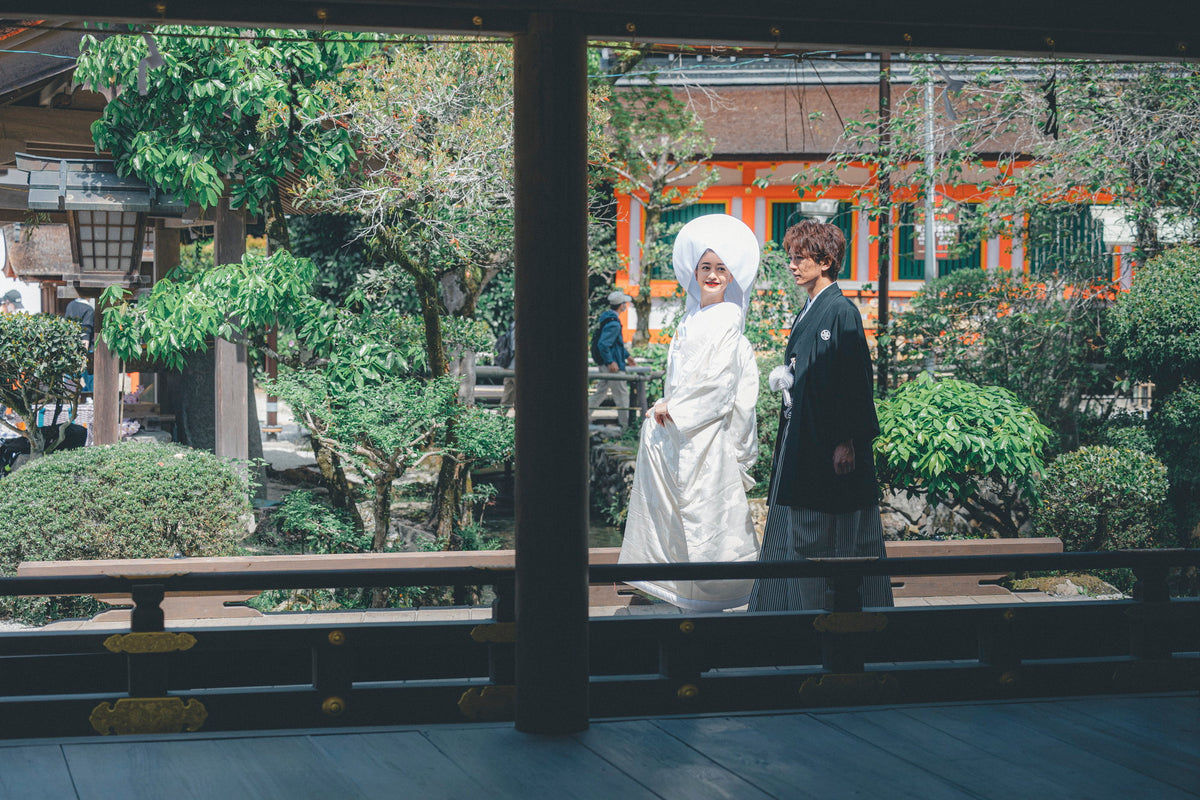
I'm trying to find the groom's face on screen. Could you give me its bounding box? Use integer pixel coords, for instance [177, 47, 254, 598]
[787, 249, 826, 294]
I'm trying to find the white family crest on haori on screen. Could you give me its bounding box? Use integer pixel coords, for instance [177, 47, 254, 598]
[619, 214, 762, 611]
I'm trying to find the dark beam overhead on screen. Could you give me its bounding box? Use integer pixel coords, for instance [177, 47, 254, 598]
[2, 0, 1197, 59]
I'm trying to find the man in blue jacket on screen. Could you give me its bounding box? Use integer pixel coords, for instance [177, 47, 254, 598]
[589, 290, 636, 426]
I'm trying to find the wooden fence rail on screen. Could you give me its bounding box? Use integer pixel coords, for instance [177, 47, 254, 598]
[0, 549, 1196, 738]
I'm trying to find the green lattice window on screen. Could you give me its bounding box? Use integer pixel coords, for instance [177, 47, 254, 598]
[896, 204, 981, 280]
[770, 202, 854, 280]
[648, 202, 727, 278]
[1027, 205, 1107, 280]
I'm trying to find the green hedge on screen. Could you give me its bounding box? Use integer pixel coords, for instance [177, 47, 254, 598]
[1034, 446, 1171, 553]
[0, 442, 251, 624]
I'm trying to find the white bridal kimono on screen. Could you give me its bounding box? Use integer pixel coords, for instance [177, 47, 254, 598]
[618, 301, 760, 610]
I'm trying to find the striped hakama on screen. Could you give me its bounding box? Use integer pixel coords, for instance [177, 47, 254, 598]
[748, 504, 895, 611]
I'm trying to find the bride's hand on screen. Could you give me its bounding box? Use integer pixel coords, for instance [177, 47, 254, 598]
[651, 399, 672, 425]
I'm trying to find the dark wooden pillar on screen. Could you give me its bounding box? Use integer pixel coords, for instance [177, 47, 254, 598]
[152, 220, 180, 284]
[91, 300, 121, 445]
[512, 11, 590, 734]
[212, 198, 247, 460]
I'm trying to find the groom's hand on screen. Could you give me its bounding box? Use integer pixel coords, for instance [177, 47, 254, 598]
[833, 440, 855, 475]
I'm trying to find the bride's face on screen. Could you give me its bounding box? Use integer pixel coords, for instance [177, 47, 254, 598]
[694, 250, 731, 307]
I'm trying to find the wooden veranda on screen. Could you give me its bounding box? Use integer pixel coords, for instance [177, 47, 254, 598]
[3, 694, 1197, 799]
[0, 0, 1198, 749]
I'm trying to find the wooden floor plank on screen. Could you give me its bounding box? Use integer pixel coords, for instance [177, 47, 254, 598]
[420, 726, 661, 799]
[899, 703, 1198, 799]
[991, 700, 1200, 795]
[309, 731, 488, 799]
[1054, 696, 1200, 747]
[654, 713, 975, 799]
[0, 745, 78, 800]
[815, 707, 1077, 799]
[63, 737, 366, 800]
[576, 718, 774, 800]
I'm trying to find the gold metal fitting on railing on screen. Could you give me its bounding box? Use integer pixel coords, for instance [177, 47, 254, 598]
[103, 632, 196, 654]
[322, 696, 346, 716]
[90, 697, 207, 735]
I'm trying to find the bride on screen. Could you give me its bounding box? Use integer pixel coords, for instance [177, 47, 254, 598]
[618, 213, 761, 611]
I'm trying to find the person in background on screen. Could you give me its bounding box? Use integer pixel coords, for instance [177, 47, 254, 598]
[589, 290, 636, 427]
[64, 298, 95, 349]
[618, 214, 761, 611]
[1, 289, 23, 314]
[496, 320, 516, 416]
[749, 220, 894, 611]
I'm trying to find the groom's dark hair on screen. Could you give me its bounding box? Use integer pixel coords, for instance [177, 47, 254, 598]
[783, 220, 845, 278]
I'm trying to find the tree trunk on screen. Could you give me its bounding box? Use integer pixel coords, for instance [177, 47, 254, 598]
[429, 420, 466, 548]
[265, 186, 291, 253]
[632, 204, 661, 347]
[310, 437, 365, 532]
[369, 470, 394, 608]
[440, 266, 480, 405]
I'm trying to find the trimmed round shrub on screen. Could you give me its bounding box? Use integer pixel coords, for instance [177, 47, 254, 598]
[1079, 411, 1156, 456]
[1034, 446, 1171, 553]
[0, 442, 251, 624]
[1150, 380, 1200, 488]
[1107, 244, 1200, 394]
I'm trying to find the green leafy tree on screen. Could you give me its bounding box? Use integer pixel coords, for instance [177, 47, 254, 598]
[0, 313, 87, 459]
[100, 250, 363, 522]
[287, 215, 377, 305]
[807, 58, 1200, 265]
[100, 249, 514, 553]
[1107, 245, 1200, 543]
[598, 75, 719, 346]
[893, 268, 1113, 450]
[296, 41, 515, 374]
[295, 41, 523, 541]
[969, 60, 1200, 261]
[271, 369, 511, 553]
[1107, 245, 1200, 397]
[74, 26, 380, 247]
[875, 374, 1052, 537]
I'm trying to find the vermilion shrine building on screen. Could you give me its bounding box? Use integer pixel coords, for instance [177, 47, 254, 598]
[610, 54, 1138, 341]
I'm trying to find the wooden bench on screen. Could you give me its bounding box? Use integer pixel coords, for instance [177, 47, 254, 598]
[15, 538, 1063, 624]
[884, 537, 1063, 597]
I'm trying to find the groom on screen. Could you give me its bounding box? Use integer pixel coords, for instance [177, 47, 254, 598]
[749, 220, 894, 611]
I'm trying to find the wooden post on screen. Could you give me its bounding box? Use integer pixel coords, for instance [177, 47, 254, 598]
[212, 198, 248, 460]
[151, 220, 180, 410]
[512, 11, 590, 734]
[265, 326, 278, 430]
[91, 300, 121, 445]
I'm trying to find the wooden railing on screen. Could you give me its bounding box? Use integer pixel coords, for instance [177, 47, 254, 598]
[476, 364, 662, 424]
[0, 549, 1196, 738]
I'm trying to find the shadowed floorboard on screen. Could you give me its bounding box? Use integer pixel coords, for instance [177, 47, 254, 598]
[310, 731, 488, 799]
[0, 744, 78, 800]
[420, 726, 659, 798]
[652, 713, 974, 799]
[896, 703, 1198, 800]
[575, 718, 774, 800]
[0, 695, 1194, 800]
[62, 737, 365, 800]
[815, 706, 1075, 798]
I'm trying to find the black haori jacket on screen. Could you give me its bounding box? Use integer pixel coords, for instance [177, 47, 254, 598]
[767, 284, 881, 512]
